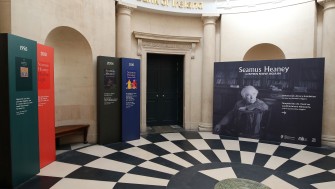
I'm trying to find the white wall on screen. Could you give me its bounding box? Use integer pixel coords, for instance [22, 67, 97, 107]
[220, 1, 317, 61]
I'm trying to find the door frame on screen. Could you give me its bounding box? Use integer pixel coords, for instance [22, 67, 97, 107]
[134, 31, 201, 133]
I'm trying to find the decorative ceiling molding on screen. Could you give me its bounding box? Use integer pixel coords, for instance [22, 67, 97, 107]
[134, 31, 201, 59]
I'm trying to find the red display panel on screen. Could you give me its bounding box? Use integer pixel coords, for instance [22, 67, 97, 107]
[37, 44, 55, 168]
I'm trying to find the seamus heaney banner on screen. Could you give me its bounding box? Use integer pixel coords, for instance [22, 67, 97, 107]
[213, 58, 324, 146]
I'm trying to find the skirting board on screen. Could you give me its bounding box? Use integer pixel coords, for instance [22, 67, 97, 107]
[322, 135, 335, 148]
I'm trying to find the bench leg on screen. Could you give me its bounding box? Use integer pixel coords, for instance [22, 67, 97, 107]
[56, 138, 61, 147]
[83, 128, 88, 144]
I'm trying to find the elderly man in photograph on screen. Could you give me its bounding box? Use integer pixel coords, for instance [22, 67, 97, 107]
[214, 85, 269, 138]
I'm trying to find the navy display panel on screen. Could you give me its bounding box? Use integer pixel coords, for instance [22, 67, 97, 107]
[121, 58, 141, 142]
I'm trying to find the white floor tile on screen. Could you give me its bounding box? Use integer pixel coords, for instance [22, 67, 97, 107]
[328, 152, 335, 158]
[264, 156, 288, 170]
[240, 151, 255, 165]
[239, 137, 259, 143]
[51, 178, 116, 189]
[280, 142, 306, 150]
[127, 137, 152, 146]
[139, 161, 178, 175]
[85, 158, 135, 173]
[38, 161, 81, 177]
[290, 150, 325, 164]
[161, 154, 193, 168]
[199, 132, 221, 139]
[262, 175, 298, 189]
[221, 139, 240, 151]
[186, 150, 211, 164]
[121, 146, 158, 160]
[189, 139, 211, 150]
[213, 150, 231, 162]
[155, 141, 183, 153]
[161, 133, 186, 141]
[256, 143, 279, 155]
[312, 181, 335, 189]
[77, 145, 116, 157]
[199, 167, 237, 181]
[288, 165, 326, 179]
[119, 173, 169, 186]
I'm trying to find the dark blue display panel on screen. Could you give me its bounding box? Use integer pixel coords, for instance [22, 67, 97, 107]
[213, 58, 324, 147]
[121, 58, 140, 141]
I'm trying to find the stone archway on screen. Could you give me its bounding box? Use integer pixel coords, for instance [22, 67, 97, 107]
[45, 26, 95, 143]
[243, 43, 285, 61]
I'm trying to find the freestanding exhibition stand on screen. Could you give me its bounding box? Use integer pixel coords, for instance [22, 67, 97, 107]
[97, 56, 122, 144]
[97, 57, 140, 144]
[0, 34, 40, 188]
[121, 58, 141, 142]
[37, 43, 55, 168]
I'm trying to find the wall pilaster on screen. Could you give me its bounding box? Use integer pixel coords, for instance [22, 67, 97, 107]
[199, 15, 219, 131]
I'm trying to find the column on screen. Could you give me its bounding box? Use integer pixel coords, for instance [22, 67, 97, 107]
[199, 15, 219, 131]
[0, 0, 11, 33]
[317, 0, 335, 146]
[116, 3, 135, 58]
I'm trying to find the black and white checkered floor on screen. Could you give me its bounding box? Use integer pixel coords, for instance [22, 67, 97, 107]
[18, 131, 335, 189]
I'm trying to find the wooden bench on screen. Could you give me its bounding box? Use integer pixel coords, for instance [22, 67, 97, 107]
[55, 124, 90, 146]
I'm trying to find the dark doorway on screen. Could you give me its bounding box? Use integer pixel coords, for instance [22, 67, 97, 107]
[147, 53, 184, 127]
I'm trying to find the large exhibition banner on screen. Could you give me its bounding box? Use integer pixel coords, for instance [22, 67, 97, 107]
[37, 44, 55, 168]
[97, 56, 121, 144]
[121, 58, 140, 142]
[0, 34, 39, 188]
[213, 58, 324, 147]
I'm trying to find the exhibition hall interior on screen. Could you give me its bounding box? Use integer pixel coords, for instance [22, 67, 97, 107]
[1, 0, 335, 188]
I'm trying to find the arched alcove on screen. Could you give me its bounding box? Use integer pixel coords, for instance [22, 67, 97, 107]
[45, 26, 95, 143]
[243, 43, 285, 61]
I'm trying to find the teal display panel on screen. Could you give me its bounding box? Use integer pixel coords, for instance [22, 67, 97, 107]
[121, 58, 140, 142]
[0, 34, 39, 188]
[97, 56, 122, 144]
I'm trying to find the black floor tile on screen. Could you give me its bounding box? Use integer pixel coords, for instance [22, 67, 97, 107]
[226, 150, 241, 163]
[310, 156, 335, 171]
[200, 150, 221, 163]
[232, 164, 273, 182]
[151, 157, 185, 171]
[104, 142, 134, 151]
[104, 152, 146, 165]
[114, 183, 166, 189]
[16, 176, 62, 189]
[303, 146, 335, 155]
[239, 141, 258, 152]
[142, 134, 169, 143]
[180, 131, 202, 139]
[138, 143, 170, 156]
[273, 146, 300, 159]
[172, 140, 197, 151]
[129, 167, 173, 180]
[299, 171, 335, 185]
[66, 166, 124, 182]
[174, 152, 202, 166]
[204, 139, 225, 149]
[56, 151, 99, 165]
[252, 153, 271, 167]
[276, 159, 305, 173]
